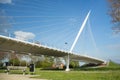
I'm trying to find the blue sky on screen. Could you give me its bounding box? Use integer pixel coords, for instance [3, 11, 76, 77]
[0, 0, 120, 63]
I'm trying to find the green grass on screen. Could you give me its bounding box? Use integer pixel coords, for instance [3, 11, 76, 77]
[0, 68, 120, 80]
[0, 61, 120, 80]
[0, 69, 5, 73]
[33, 70, 120, 80]
[32, 61, 120, 80]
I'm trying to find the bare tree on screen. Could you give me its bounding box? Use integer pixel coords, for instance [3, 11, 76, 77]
[108, 0, 120, 33]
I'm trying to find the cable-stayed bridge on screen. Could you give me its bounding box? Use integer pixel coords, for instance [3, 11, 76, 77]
[0, 11, 106, 71]
[0, 35, 105, 64]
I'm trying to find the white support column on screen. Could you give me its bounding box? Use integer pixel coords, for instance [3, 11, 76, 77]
[65, 11, 91, 71]
[65, 54, 70, 71]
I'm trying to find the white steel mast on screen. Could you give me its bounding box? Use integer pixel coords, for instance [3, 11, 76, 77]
[65, 11, 91, 71]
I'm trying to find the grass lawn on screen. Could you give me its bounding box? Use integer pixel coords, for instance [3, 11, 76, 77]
[32, 61, 120, 80]
[0, 68, 120, 80]
[32, 69, 120, 80]
[0, 61, 120, 80]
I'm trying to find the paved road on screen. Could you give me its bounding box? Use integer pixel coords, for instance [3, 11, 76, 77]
[0, 73, 46, 80]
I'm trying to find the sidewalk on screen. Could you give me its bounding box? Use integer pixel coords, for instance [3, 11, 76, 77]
[0, 73, 46, 80]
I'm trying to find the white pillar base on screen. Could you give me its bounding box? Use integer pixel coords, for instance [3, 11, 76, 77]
[65, 68, 70, 71]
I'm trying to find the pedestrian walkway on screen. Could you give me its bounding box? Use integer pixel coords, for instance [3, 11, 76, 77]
[0, 73, 46, 80]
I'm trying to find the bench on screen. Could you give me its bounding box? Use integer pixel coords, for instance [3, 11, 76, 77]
[6, 66, 27, 75]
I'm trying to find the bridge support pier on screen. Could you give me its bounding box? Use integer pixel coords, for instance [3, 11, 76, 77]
[65, 54, 70, 71]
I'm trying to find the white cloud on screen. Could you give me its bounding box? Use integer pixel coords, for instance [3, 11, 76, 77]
[14, 31, 35, 41]
[0, 0, 12, 4]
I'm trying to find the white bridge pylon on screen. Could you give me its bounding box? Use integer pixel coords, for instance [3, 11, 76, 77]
[65, 11, 91, 71]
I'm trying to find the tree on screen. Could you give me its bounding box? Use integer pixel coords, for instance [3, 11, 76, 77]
[9, 58, 20, 66]
[9, 52, 20, 66]
[69, 61, 79, 68]
[108, 0, 120, 33]
[35, 59, 53, 68]
[20, 60, 27, 66]
[35, 56, 54, 68]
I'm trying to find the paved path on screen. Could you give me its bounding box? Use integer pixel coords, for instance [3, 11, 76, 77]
[0, 73, 46, 80]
